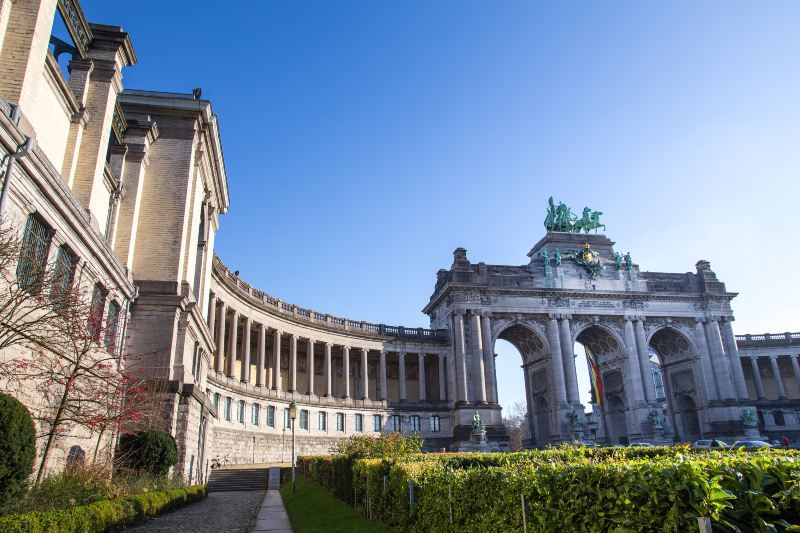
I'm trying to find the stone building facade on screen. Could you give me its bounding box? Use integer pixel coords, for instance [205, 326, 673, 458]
[0, 0, 797, 483]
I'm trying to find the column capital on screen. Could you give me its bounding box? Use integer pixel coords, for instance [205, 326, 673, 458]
[770, 354, 779, 360]
[721, 315, 734, 323]
[693, 317, 706, 324]
[289, 332, 297, 339]
[325, 342, 333, 348]
[791, 354, 799, 360]
[419, 352, 425, 360]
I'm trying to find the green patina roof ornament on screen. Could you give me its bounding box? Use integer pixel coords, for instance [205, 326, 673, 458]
[544, 196, 606, 233]
[563, 243, 605, 279]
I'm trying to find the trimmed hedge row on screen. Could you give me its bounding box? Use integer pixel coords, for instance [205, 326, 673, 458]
[358, 453, 800, 532]
[301, 449, 800, 532]
[0, 484, 207, 533]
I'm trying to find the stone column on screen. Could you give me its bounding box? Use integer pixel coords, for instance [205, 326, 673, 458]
[705, 319, 736, 400]
[256, 324, 266, 387]
[207, 293, 217, 332]
[241, 316, 252, 384]
[343, 346, 351, 399]
[693, 319, 719, 401]
[547, 314, 568, 406]
[480, 313, 496, 403]
[226, 309, 238, 378]
[720, 319, 749, 400]
[634, 319, 657, 404]
[399, 352, 407, 401]
[272, 330, 282, 391]
[559, 316, 580, 405]
[791, 355, 800, 396]
[379, 350, 387, 401]
[361, 348, 369, 400]
[438, 353, 447, 401]
[770, 355, 787, 399]
[453, 312, 469, 404]
[289, 334, 297, 393]
[470, 313, 487, 404]
[623, 318, 646, 407]
[215, 302, 226, 373]
[324, 343, 333, 397]
[418, 352, 427, 402]
[750, 357, 766, 400]
[307, 339, 316, 396]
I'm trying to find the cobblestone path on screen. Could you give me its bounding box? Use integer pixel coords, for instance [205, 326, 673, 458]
[125, 490, 265, 533]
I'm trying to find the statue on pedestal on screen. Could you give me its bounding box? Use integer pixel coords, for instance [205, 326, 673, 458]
[649, 409, 663, 430]
[472, 411, 484, 433]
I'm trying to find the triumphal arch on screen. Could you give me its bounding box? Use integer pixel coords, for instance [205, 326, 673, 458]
[424, 198, 756, 445]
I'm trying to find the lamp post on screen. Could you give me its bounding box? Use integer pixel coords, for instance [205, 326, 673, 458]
[289, 401, 298, 493]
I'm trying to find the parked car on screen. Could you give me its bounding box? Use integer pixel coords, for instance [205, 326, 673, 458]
[692, 439, 728, 449]
[628, 442, 655, 447]
[730, 440, 772, 449]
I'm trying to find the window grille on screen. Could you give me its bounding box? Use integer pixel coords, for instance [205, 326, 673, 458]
[17, 214, 53, 292]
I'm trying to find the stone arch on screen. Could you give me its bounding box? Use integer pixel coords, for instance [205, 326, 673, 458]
[495, 321, 550, 363]
[491, 319, 551, 356]
[572, 322, 627, 361]
[646, 325, 698, 364]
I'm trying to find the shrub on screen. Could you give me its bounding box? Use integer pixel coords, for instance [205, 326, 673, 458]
[0, 484, 207, 532]
[118, 430, 179, 477]
[0, 392, 36, 511]
[299, 433, 422, 505]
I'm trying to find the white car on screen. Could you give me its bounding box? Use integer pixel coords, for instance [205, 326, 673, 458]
[628, 442, 655, 447]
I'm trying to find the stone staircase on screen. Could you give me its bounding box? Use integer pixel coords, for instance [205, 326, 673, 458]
[206, 467, 271, 492]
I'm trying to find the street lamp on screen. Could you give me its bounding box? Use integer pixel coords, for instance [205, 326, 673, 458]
[289, 401, 298, 493]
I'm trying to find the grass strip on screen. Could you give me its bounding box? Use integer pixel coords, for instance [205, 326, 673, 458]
[280, 475, 392, 533]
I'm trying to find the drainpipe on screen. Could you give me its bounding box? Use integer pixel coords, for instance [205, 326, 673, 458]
[0, 105, 37, 217]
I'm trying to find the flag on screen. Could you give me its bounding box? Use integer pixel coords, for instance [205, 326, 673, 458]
[585, 345, 604, 406]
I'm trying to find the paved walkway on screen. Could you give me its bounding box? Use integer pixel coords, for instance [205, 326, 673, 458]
[126, 490, 264, 533]
[251, 468, 293, 532]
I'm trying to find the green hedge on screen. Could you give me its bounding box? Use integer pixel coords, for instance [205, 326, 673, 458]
[299, 448, 800, 532]
[0, 484, 207, 532]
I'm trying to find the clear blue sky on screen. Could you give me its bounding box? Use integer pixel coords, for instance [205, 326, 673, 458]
[84, 1, 800, 412]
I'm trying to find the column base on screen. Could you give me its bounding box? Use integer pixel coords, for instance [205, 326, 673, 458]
[455, 400, 471, 407]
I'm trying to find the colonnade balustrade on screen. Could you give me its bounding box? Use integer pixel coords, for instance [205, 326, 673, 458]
[206, 293, 451, 405]
[735, 332, 800, 402]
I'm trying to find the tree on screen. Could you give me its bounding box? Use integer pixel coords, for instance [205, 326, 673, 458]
[0, 392, 36, 509]
[0, 219, 152, 482]
[0, 219, 73, 355]
[117, 429, 178, 477]
[502, 401, 529, 451]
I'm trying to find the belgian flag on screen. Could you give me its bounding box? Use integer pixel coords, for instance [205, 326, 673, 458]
[585, 345, 604, 406]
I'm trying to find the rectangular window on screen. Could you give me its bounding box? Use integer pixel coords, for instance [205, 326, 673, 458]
[213, 393, 220, 411]
[87, 284, 106, 341]
[391, 415, 402, 432]
[251, 404, 260, 426]
[373, 414, 382, 433]
[191, 343, 200, 381]
[299, 409, 309, 430]
[225, 397, 232, 422]
[431, 415, 440, 432]
[355, 413, 363, 433]
[104, 300, 120, 352]
[17, 214, 53, 292]
[267, 405, 275, 427]
[319, 411, 327, 431]
[284, 408, 291, 429]
[410, 415, 420, 432]
[238, 400, 246, 424]
[51, 244, 77, 299]
[336, 412, 345, 432]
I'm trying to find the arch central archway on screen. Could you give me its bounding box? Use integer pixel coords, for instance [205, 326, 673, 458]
[494, 323, 551, 448]
[575, 325, 630, 444]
